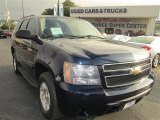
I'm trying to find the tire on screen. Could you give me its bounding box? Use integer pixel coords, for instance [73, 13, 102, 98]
[152, 54, 159, 68]
[38, 72, 62, 120]
[13, 54, 20, 74]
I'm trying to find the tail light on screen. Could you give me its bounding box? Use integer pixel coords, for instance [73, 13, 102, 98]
[142, 45, 151, 51]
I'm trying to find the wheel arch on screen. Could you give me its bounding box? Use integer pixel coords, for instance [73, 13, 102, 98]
[34, 60, 55, 82]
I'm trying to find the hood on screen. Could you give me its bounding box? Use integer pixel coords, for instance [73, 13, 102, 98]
[50, 39, 150, 65]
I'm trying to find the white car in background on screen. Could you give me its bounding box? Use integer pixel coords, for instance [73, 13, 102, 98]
[105, 34, 131, 42]
[128, 36, 160, 68]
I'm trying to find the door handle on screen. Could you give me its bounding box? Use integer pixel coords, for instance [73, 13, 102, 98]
[27, 47, 33, 52]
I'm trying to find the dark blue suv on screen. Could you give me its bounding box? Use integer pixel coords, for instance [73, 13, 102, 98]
[11, 15, 154, 120]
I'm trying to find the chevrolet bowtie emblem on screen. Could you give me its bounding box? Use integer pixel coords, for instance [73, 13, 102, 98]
[130, 66, 141, 75]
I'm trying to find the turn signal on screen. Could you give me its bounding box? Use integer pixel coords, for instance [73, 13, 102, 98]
[64, 62, 71, 84]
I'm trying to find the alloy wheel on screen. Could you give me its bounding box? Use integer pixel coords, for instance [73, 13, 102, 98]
[40, 82, 51, 112]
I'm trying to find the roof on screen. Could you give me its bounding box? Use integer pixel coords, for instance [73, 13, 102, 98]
[21, 15, 81, 20]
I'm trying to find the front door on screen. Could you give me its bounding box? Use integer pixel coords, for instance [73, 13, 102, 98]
[22, 18, 38, 77]
[14, 19, 29, 68]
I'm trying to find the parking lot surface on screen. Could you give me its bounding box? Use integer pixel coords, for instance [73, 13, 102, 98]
[0, 38, 160, 120]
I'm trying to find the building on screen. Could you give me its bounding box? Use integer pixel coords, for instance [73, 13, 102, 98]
[70, 5, 160, 36]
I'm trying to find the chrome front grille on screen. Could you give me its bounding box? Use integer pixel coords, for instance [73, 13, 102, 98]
[103, 58, 150, 72]
[103, 58, 151, 88]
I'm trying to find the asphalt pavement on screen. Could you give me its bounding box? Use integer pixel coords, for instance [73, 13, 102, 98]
[0, 38, 160, 120]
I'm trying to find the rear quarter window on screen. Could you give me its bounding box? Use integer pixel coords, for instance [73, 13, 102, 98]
[19, 19, 29, 30]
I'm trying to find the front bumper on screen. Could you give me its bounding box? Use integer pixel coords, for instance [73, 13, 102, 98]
[56, 73, 154, 115]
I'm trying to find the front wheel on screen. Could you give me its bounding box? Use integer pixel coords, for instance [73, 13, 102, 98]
[152, 54, 159, 68]
[38, 72, 62, 120]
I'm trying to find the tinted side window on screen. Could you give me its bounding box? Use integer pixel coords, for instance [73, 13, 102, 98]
[27, 19, 36, 35]
[19, 19, 29, 30]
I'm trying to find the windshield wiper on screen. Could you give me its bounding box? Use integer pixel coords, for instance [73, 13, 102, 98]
[45, 34, 105, 39]
[45, 34, 85, 39]
[79, 35, 105, 39]
[45, 34, 65, 39]
[63, 35, 84, 38]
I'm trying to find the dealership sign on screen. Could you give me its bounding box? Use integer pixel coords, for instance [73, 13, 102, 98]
[85, 18, 148, 35]
[71, 6, 159, 18]
[71, 8, 127, 14]
[88, 18, 147, 29]
[92, 22, 147, 29]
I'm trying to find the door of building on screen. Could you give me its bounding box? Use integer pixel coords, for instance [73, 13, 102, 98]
[105, 28, 114, 34]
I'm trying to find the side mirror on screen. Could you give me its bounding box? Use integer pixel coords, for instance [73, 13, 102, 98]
[15, 30, 36, 40]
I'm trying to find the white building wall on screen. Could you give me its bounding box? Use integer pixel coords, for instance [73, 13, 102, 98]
[147, 18, 156, 35]
[84, 18, 150, 35]
[70, 5, 159, 36]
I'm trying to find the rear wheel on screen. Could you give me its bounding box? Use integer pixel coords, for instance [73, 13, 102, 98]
[13, 54, 20, 74]
[38, 72, 62, 120]
[152, 54, 159, 68]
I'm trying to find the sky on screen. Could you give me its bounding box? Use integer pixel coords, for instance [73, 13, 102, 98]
[0, 0, 160, 20]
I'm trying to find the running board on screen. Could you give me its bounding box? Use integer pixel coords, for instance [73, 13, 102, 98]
[18, 67, 38, 88]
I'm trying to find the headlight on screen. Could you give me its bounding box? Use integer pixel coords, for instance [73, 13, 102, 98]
[63, 62, 101, 85]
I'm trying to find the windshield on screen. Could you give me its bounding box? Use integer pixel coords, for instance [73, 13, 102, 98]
[128, 37, 155, 44]
[40, 17, 104, 39]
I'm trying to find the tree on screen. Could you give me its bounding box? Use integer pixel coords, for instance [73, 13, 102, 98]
[41, 0, 77, 16]
[63, 0, 76, 17]
[41, 8, 54, 15]
[0, 22, 9, 29]
[0, 21, 16, 30]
